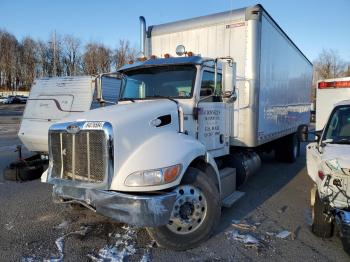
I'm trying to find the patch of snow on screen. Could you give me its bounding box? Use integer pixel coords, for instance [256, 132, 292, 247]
[226, 229, 260, 246]
[5, 221, 14, 230]
[276, 230, 291, 239]
[54, 220, 70, 230]
[87, 226, 138, 262]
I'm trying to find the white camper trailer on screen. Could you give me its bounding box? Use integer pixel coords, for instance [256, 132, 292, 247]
[3, 75, 120, 181]
[19, 75, 121, 153]
[43, 5, 312, 250]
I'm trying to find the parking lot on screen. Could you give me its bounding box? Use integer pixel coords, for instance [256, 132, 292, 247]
[0, 103, 349, 261]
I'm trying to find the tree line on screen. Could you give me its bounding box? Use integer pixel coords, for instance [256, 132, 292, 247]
[0, 28, 349, 91]
[0, 29, 137, 90]
[313, 49, 350, 81]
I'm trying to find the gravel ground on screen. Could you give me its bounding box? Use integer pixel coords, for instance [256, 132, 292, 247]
[0, 104, 349, 261]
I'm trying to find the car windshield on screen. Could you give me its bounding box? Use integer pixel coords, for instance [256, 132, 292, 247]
[119, 65, 196, 100]
[323, 105, 350, 144]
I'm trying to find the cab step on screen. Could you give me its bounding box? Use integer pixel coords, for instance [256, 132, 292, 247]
[222, 190, 245, 208]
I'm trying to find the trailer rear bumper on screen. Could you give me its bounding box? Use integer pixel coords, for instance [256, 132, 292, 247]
[53, 185, 177, 227]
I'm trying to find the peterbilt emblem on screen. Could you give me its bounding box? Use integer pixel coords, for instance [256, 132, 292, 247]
[66, 124, 80, 133]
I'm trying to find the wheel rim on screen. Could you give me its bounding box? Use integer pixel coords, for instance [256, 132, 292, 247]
[166, 185, 208, 235]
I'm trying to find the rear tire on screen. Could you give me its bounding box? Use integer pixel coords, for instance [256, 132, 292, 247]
[312, 190, 333, 238]
[147, 167, 221, 250]
[275, 133, 298, 163]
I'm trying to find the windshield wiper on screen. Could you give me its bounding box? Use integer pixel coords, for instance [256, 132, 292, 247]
[119, 97, 135, 103]
[147, 95, 178, 105]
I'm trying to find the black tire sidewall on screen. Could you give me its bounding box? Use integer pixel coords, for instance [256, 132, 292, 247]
[312, 190, 333, 238]
[275, 133, 298, 163]
[147, 167, 221, 250]
[3, 166, 43, 181]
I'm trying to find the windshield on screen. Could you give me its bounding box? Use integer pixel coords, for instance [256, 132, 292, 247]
[323, 105, 350, 144]
[119, 65, 196, 100]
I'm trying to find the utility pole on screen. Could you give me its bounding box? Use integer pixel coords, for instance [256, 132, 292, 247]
[53, 30, 57, 77]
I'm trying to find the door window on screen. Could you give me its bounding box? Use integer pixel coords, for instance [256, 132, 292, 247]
[200, 71, 222, 101]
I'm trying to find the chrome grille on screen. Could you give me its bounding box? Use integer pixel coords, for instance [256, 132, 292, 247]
[50, 130, 107, 183]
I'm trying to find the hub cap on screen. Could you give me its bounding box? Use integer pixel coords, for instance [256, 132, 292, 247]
[166, 185, 208, 235]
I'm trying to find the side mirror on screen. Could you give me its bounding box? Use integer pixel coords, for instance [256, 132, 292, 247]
[95, 74, 122, 104]
[297, 124, 309, 142]
[222, 61, 236, 101]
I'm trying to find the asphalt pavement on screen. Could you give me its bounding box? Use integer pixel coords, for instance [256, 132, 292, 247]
[0, 104, 349, 261]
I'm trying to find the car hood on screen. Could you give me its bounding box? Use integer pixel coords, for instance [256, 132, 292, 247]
[321, 144, 350, 171]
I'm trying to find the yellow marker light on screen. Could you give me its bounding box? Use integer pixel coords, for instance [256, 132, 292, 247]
[164, 165, 181, 183]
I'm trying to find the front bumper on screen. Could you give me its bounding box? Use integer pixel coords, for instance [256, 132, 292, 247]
[53, 185, 177, 227]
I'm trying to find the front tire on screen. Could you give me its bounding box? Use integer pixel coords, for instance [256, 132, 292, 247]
[147, 167, 221, 250]
[312, 190, 333, 238]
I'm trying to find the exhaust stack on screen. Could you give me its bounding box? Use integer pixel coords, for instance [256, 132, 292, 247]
[139, 16, 146, 57]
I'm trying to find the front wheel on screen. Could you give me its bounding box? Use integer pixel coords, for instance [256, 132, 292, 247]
[312, 190, 333, 238]
[147, 167, 221, 250]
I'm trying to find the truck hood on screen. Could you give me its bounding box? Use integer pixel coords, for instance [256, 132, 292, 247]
[51, 99, 181, 191]
[59, 99, 179, 129]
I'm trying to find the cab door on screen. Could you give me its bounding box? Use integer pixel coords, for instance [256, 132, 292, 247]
[197, 69, 230, 157]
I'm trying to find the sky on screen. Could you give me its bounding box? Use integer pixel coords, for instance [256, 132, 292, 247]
[0, 0, 349, 62]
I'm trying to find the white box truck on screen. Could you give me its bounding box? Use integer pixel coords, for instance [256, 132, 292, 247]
[300, 77, 350, 254]
[42, 5, 312, 250]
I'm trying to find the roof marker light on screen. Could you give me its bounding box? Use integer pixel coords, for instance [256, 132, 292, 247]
[318, 81, 350, 89]
[138, 57, 147, 62]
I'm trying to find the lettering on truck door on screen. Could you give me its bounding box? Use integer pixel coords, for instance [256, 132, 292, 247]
[198, 70, 229, 157]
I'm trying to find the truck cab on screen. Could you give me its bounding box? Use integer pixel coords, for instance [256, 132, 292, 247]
[42, 55, 240, 250]
[42, 5, 312, 250]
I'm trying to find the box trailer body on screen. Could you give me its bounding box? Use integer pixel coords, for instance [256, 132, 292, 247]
[19, 76, 120, 153]
[43, 5, 313, 250]
[315, 77, 350, 131]
[147, 5, 312, 147]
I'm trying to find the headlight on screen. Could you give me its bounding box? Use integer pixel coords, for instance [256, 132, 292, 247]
[124, 164, 182, 187]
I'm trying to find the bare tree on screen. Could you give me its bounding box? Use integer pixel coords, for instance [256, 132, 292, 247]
[63, 35, 81, 76]
[82, 42, 112, 75]
[18, 37, 37, 88]
[114, 40, 137, 69]
[36, 40, 51, 77]
[0, 30, 18, 89]
[345, 65, 350, 77]
[314, 49, 346, 80]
